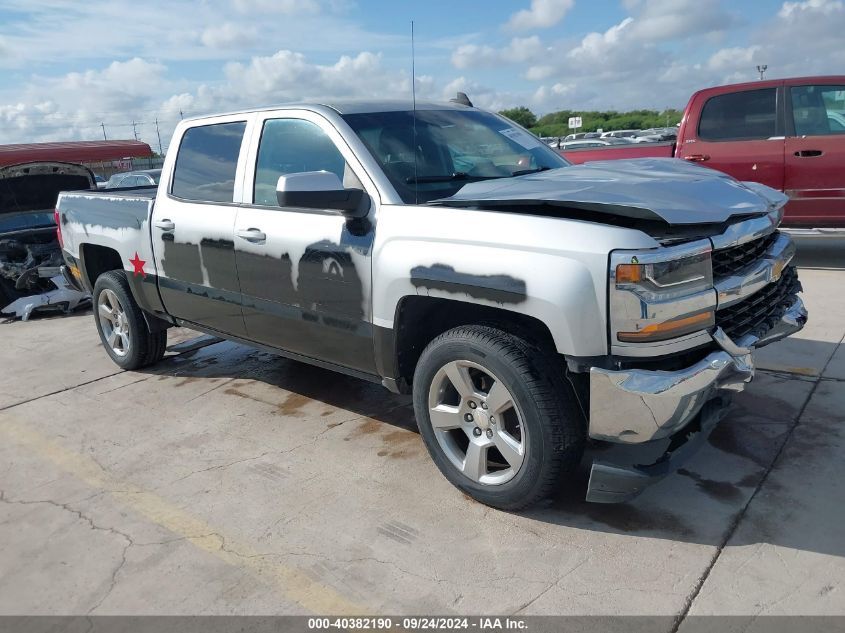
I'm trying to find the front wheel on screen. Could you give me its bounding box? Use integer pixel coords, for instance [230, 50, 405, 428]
[413, 325, 585, 510]
[93, 270, 166, 370]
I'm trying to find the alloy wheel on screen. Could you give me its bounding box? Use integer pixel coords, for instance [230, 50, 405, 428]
[427, 360, 526, 485]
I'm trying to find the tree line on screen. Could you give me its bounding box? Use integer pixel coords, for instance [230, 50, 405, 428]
[498, 106, 684, 137]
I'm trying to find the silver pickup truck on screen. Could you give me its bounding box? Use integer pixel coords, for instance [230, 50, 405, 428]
[57, 99, 807, 509]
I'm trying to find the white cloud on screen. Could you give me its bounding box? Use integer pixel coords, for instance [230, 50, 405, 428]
[232, 0, 320, 13]
[221, 50, 407, 102]
[451, 44, 501, 69]
[506, 0, 575, 31]
[567, 17, 634, 61]
[452, 36, 546, 69]
[779, 0, 843, 18]
[626, 0, 737, 41]
[707, 46, 761, 72]
[0, 57, 171, 145]
[0, 0, 405, 70]
[200, 23, 257, 49]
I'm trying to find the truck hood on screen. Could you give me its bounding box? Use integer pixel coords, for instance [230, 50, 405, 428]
[0, 162, 95, 234]
[433, 158, 788, 226]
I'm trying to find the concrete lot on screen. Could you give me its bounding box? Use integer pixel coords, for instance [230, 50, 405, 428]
[0, 243, 842, 621]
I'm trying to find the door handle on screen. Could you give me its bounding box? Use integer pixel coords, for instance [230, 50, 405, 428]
[236, 228, 267, 242]
[154, 219, 175, 231]
[683, 154, 710, 162]
[794, 149, 823, 157]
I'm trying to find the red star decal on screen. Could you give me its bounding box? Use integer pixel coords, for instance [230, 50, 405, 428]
[129, 252, 146, 278]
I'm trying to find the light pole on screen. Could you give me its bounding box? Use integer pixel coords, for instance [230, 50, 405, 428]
[756, 65, 768, 81]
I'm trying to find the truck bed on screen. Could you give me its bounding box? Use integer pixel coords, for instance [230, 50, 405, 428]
[560, 142, 675, 165]
[59, 187, 156, 232]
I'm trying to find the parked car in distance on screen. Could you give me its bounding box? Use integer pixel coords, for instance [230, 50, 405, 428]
[57, 99, 806, 510]
[553, 138, 633, 150]
[558, 76, 845, 230]
[105, 169, 162, 189]
[94, 175, 108, 189]
[631, 128, 678, 143]
[600, 130, 639, 139]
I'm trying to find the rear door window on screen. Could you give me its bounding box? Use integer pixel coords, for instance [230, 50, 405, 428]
[171, 121, 247, 202]
[790, 85, 845, 136]
[698, 88, 777, 141]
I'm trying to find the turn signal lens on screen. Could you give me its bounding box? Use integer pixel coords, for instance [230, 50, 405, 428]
[617, 311, 715, 343]
[615, 263, 642, 284]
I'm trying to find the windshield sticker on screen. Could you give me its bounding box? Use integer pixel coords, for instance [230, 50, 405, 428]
[498, 128, 542, 150]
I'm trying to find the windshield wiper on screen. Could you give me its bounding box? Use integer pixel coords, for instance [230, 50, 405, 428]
[510, 166, 553, 177]
[405, 172, 514, 184]
[405, 172, 472, 184]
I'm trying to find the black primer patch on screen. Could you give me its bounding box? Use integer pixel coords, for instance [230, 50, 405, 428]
[410, 263, 527, 304]
[237, 251, 297, 306]
[200, 238, 238, 291]
[161, 240, 204, 286]
[298, 239, 365, 319]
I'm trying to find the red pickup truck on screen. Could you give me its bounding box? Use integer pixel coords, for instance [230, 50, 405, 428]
[560, 76, 845, 231]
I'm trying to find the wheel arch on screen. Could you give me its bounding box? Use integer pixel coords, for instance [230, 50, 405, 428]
[78, 243, 123, 292]
[79, 243, 171, 330]
[377, 295, 559, 393]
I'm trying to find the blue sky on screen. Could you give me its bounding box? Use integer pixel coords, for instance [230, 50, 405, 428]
[0, 0, 842, 149]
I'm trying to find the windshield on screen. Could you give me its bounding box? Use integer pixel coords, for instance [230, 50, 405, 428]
[342, 109, 570, 204]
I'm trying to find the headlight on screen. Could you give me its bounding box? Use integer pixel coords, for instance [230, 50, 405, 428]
[610, 241, 716, 345]
[615, 251, 713, 300]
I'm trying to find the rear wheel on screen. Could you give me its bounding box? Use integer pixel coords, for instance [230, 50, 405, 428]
[93, 270, 166, 370]
[413, 325, 585, 510]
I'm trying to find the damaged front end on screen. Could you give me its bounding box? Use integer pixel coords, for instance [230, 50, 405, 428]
[0, 162, 95, 321]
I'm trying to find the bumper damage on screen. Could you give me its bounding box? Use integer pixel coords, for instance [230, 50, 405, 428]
[585, 295, 807, 503]
[0, 235, 90, 321]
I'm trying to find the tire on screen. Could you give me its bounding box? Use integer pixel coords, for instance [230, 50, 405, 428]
[93, 270, 166, 370]
[413, 325, 585, 510]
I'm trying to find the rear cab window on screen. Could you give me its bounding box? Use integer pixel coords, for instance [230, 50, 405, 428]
[698, 88, 778, 141]
[171, 121, 247, 202]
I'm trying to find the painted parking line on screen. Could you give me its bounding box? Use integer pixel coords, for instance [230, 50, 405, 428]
[0, 417, 368, 615]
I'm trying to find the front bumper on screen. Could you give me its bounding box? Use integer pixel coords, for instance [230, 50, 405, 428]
[585, 295, 807, 503]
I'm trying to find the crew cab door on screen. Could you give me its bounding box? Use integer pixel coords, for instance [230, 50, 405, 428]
[784, 82, 845, 227]
[233, 111, 377, 374]
[677, 86, 785, 191]
[150, 117, 250, 335]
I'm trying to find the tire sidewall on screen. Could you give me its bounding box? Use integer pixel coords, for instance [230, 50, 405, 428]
[413, 331, 557, 507]
[93, 271, 148, 370]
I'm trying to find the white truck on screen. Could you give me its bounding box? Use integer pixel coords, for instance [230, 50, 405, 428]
[57, 99, 807, 509]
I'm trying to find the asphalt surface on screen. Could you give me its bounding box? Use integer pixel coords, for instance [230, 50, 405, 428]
[0, 242, 842, 621]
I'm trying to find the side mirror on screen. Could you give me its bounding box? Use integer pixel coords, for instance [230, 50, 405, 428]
[276, 171, 368, 218]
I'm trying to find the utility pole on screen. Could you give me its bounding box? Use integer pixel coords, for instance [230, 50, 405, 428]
[101, 123, 107, 140]
[756, 64, 768, 81]
[154, 117, 164, 156]
[179, 110, 184, 120]
[131, 121, 139, 141]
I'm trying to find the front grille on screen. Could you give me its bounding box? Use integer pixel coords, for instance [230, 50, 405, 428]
[712, 232, 779, 278]
[716, 266, 801, 341]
